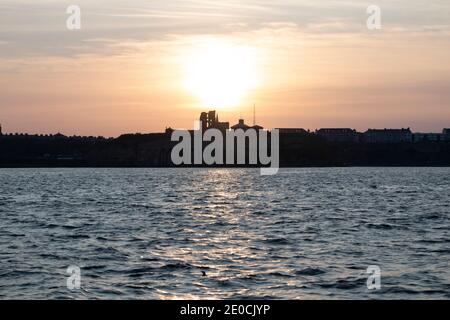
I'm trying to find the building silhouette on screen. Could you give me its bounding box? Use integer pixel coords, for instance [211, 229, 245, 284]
[363, 128, 412, 143]
[199, 110, 229, 132]
[231, 119, 249, 130]
[413, 132, 443, 142]
[1, 116, 450, 168]
[316, 128, 359, 143]
[230, 118, 264, 131]
[277, 128, 309, 135]
[197, 111, 265, 132]
[443, 129, 450, 141]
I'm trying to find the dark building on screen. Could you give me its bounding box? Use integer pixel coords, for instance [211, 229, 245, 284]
[231, 119, 249, 130]
[277, 128, 309, 135]
[443, 129, 450, 141]
[413, 132, 442, 142]
[316, 128, 359, 142]
[230, 118, 265, 131]
[363, 128, 412, 143]
[199, 110, 229, 132]
[251, 124, 264, 130]
[231, 119, 250, 130]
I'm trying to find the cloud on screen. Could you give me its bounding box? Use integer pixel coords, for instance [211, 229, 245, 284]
[1, 0, 449, 59]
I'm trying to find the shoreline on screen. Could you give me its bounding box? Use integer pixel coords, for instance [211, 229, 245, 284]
[1, 165, 450, 169]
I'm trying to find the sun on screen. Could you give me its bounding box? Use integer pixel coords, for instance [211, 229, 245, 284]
[183, 39, 259, 109]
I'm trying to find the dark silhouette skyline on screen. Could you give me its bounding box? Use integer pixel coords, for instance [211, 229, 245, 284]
[1, 112, 449, 168]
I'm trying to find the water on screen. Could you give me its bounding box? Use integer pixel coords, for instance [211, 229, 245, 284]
[0, 168, 449, 300]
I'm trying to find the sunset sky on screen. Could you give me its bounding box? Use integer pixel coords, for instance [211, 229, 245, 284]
[1, 0, 449, 136]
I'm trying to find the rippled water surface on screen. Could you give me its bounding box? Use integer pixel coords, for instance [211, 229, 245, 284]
[0, 168, 449, 299]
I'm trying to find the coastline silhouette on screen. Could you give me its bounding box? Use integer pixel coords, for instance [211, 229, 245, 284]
[1, 114, 449, 167]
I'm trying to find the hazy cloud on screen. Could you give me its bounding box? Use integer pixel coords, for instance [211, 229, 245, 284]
[1, 0, 449, 58]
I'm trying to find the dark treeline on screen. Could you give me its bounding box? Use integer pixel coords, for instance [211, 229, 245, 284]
[1, 132, 450, 167]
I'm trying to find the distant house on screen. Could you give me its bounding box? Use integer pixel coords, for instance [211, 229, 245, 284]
[53, 133, 68, 140]
[316, 128, 359, 142]
[251, 124, 264, 130]
[443, 129, 450, 141]
[231, 119, 264, 131]
[231, 119, 250, 130]
[277, 128, 309, 135]
[413, 132, 442, 142]
[363, 128, 412, 143]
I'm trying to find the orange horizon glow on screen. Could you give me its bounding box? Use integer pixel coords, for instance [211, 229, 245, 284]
[1, 2, 450, 137]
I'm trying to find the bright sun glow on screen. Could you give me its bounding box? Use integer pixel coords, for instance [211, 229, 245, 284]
[183, 39, 259, 109]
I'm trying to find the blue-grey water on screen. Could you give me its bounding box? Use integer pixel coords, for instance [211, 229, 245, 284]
[0, 168, 449, 300]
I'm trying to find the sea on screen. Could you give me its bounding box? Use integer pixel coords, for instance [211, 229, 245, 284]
[0, 167, 449, 299]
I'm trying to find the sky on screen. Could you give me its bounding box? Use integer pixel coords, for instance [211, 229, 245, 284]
[0, 0, 449, 136]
